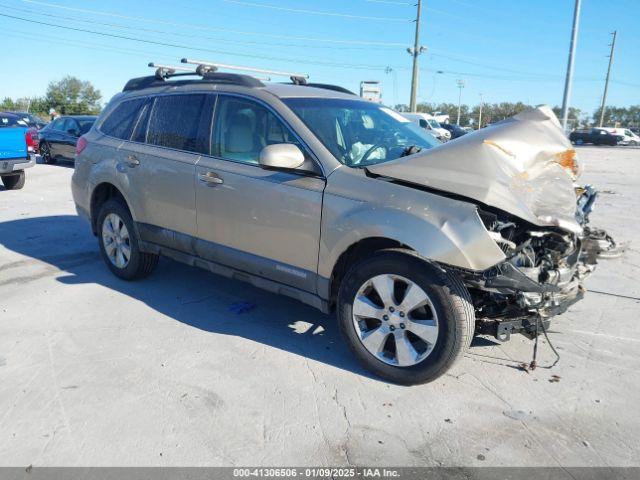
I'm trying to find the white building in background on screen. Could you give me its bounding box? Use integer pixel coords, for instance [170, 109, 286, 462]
[360, 81, 382, 103]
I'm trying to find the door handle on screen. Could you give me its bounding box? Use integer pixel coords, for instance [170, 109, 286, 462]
[198, 171, 224, 185]
[126, 154, 140, 167]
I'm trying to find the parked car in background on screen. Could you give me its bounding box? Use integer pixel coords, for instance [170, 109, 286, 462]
[38, 115, 97, 163]
[71, 61, 612, 384]
[569, 128, 623, 146]
[598, 127, 640, 146]
[440, 123, 468, 140]
[432, 111, 449, 124]
[401, 112, 451, 142]
[0, 113, 36, 190]
[11, 111, 48, 129]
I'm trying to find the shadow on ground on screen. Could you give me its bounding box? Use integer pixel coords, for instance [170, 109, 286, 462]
[0, 214, 380, 378]
[1, 215, 516, 381]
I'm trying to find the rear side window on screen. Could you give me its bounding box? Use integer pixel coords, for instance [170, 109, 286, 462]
[147, 94, 207, 153]
[131, 102, 151, 143]
[101, 99, 146, 140]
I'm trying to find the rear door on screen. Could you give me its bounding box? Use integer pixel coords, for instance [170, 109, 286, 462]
[117, 94, 212, 250]
[194, 94, 325, 292]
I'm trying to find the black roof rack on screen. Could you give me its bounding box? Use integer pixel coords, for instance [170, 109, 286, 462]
[123, 70, 264, 92]
[124, 59, 353, 94]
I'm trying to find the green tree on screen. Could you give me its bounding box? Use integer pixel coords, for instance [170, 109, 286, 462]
[45, 76, 102, 115]
[593, 105, 640, 127]
[1, 97, 17, 111]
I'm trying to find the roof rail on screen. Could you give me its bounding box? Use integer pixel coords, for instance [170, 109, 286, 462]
[181, 58, 309, 85]
[122, 61, 266, 91]
[125, 59, 354, 93]
[304, 83, 355, 95]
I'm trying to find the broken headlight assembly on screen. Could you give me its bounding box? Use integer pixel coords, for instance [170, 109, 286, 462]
[465, 204, 604, 342]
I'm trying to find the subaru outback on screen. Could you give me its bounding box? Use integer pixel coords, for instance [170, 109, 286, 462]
[72, 60, 612, 385]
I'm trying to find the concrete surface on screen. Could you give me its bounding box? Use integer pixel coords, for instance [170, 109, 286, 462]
[0, 147, 639, 467]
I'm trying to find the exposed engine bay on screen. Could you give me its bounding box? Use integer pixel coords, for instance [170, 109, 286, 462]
[465, 185, 620, 342]
[366, 106, 623, 345]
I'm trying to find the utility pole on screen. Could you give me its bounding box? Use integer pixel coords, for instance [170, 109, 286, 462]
[478, 93, 484, 130]
[407, 0, 425, 112]
[599, 30, 617, 127]
[560, 0, 582, 132]
[456, 79, 465, 124]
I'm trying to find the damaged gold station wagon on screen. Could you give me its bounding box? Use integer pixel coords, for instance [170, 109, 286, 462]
[71, 60, 615, 385]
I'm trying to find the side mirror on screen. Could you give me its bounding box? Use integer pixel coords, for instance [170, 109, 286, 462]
[259, 144, 305, 170]
[67, 128, 79, 137]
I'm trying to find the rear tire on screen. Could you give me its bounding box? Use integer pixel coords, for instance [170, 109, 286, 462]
[1, 171, 25, 190]
[337, 249, 474, 385]
[97, 199, 158, 280]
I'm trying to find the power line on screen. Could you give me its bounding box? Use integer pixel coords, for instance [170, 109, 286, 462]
[221, 0, 410, 22]
[365, 0, 412, 5]
[0, 3, 399, 51]
[0, 12, 408, 71]
[17, 0, 408, 46]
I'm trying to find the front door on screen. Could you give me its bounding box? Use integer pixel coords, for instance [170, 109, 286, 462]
[60, 118, 79, 159]
[195, 95, 325, 292]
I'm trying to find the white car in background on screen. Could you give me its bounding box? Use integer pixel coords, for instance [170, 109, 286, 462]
[599, 127, 640, 146]
[433, 111, 450, 124]
[401, 112, 451, 142]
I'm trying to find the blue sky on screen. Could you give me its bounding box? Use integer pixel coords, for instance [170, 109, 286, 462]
[1, 0, 638, 117]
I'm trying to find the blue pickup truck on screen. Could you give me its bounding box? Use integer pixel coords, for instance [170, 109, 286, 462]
[0, 112, 36, 190]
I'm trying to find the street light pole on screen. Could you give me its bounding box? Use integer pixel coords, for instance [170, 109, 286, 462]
[560, 0, 582, 131]
[599, 30, 617, 127]
[456, 79, 465, 125]
[408, 0, 424, 112]
[478, 93, 484, 130]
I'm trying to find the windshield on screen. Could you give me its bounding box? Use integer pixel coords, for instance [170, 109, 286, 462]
[0, 115, 26, 128]
[283, 98, 440, 167]
[426, 118, 440, 129]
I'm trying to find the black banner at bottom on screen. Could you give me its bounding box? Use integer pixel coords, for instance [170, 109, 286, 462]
[0, 467, 638, 480]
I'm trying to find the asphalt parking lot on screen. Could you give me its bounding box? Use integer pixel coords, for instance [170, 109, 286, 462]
[1, 146, 639, 467]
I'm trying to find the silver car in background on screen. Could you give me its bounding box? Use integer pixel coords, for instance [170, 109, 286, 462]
[72, 62, 612, 384]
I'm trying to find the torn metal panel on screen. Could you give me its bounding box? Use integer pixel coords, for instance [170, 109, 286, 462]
[367, 106, 583, 233]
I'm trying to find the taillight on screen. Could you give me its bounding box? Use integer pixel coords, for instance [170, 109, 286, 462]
[76, 135, 88, 155]
[25, 130, 35, 147]
[25, 129, 36, 153]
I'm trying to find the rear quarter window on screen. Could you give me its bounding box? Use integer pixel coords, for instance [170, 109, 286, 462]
[100, 99, 146, 140]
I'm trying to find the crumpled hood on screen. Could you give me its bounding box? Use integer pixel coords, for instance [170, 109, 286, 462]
[367, 106, 583, 233]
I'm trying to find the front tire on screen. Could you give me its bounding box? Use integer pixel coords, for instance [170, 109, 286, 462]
[40, 142, 56, 164]
[1, 171, 25, 190]
[337, 250, 474, 385]
[97, 199, 158, 280]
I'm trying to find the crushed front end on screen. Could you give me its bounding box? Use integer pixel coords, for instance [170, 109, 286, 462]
[463, 186, 618, 342]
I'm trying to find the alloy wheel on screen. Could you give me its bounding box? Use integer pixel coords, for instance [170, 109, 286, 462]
[101, 213, 132, 269]
[351, 274, 439, 367]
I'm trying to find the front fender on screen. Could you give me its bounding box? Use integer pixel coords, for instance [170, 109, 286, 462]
[318, 168, 506, 282]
